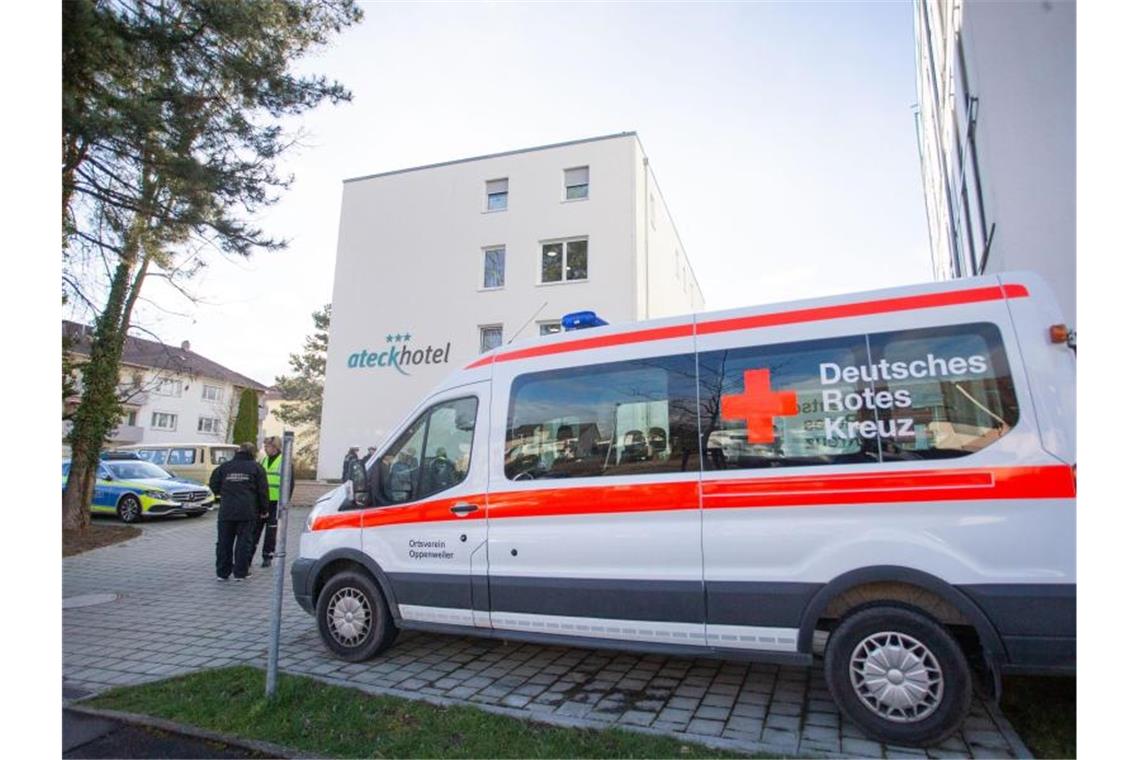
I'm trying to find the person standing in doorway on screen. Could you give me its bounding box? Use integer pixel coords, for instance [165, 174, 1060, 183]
[210, 441, 268, 582]
[253, 436, 292, 568]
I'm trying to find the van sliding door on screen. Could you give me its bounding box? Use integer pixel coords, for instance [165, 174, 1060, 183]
[484, 316, 706, 649]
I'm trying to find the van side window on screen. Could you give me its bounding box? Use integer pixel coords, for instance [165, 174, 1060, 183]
[868, 322, 1018, 460]
[167, 448, 196, 466]
[370, 397, 478, 506]
[505, 355, 700, 480]
[698, 335, 879, 470]
[139, 449, 167, 465]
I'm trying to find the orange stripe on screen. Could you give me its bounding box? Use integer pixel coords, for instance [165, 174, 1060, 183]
[466, 323, 692, 369]
[486, 481, 699, 520]
[695, 285, 1022, 337]
[465, 284, 1029, 369]
[700, 465, 1074, 510]
[310, 464, 1072, 531]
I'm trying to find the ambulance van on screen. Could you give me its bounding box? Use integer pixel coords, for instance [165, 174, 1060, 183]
[292, 272, 1075, 746]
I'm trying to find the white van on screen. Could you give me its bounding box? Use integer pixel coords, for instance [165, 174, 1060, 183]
[292, 272, 1075, 746]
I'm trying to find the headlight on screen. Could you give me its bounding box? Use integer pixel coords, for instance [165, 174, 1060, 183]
[143, 490, 172, 500]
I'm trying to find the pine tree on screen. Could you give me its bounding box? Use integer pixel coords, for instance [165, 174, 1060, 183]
[62, 0, 362, 530]
[232, 388, 259, 446]
[274, 304, 329, 463]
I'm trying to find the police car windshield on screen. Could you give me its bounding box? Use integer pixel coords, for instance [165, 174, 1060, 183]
[105, 461, 173, 481]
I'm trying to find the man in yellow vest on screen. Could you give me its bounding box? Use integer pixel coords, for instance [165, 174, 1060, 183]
[253, 436, 289, 568]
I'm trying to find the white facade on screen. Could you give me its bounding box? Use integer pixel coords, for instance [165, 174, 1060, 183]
[63, 325, 269, 453]
[913, 0, 1075, 325]
[318, 133, 703, 479]
[114, 366, 245, 445]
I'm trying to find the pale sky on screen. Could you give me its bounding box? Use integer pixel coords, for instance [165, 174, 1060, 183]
[103, 0, 932, 387]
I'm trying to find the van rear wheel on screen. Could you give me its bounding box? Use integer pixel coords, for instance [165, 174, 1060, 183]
[823, 605, 972, 747]
[316, 570, 397, 662]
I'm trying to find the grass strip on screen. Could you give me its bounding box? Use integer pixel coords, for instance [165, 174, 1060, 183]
[88, 666, 770, 758]
[999, 675, 1076, 759]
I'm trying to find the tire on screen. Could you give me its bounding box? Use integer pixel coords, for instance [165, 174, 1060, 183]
[117, 494, 143, 524]
[315, 570, 398, 662]
[824, 604, 972, 747]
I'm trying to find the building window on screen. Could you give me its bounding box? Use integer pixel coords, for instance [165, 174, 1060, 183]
[198, 416, 222, 434]
[479, 325, 503, 354]
[122, 411, 137, 427]
[486, 178, 508, 211]
[564, 166, 589, 200]
[202, 384, 222, 401]
[155, 378, 182, 397]
[540, 238, 588, 283]
[538, 320, 563, 336]
[483, 247, 505, 289]
[151, 412, 178, 431]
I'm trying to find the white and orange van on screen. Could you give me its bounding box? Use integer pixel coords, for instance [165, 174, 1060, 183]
[292, 272, 1075, 746]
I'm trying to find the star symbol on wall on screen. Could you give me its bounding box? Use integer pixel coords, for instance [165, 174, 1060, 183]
[403, 332, 412, 341]
[385, 334, 393, 343]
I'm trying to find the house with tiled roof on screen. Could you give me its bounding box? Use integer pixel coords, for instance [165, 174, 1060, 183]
[63, 321, 269, 450]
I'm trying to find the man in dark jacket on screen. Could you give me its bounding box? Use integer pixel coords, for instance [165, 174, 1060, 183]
[341, 447, 361, 482]
[209, 441, 269, 582]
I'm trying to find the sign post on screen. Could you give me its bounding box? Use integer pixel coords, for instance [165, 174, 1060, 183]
[265, 430, 294, 698]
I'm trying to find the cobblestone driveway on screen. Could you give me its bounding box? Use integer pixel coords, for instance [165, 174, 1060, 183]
[63, 511, 1030, 758]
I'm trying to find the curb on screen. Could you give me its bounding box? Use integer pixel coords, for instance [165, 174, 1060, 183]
[64, 704, 312, 759]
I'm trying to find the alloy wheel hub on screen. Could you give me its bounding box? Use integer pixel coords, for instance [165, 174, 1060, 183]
[849, 631, 944, 723]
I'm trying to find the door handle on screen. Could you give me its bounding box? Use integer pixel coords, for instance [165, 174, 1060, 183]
[450, 502, 479, 516]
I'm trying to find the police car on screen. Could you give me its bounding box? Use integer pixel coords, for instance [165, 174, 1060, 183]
[291, 272, 1075, 746]
[62, 458, 214, 522]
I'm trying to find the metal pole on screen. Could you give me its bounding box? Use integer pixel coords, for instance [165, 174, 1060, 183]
[266, 430, 294, 698]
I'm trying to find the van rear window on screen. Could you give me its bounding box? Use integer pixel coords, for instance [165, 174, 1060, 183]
[697, 322, 1018, 469]
[210, 448, 235, 465]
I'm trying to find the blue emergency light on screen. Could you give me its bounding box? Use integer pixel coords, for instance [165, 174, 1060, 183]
[561, 311, 609, 331]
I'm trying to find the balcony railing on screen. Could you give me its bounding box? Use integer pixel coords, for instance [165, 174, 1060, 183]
[62, 421, 145, 445]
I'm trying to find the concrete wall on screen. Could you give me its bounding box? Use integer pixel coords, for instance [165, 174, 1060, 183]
[913, 0, 1075, 325]
[962, 0, 1075, 324]
[317, 135, 655, 479]
[633, 138, 705, 319]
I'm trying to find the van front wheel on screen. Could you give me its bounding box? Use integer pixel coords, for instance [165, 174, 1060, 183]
[316, 570, 397, 662]
[823, 605, 972, 747]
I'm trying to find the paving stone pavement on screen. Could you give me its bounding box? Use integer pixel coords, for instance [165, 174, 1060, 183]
[64, 511, 1032, 759]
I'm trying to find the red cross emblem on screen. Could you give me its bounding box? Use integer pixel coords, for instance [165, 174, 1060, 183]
[721, 368, 798, 445]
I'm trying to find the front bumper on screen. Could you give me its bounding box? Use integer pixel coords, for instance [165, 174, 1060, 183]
[142, 496, 213, 516]
[292, 557, 318, 614]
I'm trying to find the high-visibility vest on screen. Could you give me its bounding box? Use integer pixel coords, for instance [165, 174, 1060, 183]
[260, 454, 282, 502]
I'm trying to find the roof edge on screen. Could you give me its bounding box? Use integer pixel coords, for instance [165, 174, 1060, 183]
[343, 131, 637, 184]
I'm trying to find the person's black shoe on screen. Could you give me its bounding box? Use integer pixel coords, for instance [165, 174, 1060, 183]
[261, 558, 272, 568]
